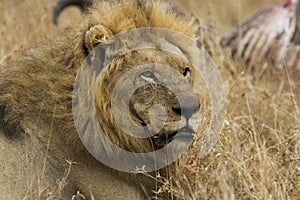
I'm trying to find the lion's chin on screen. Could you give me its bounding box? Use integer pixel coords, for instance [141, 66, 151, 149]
[152, 127, 195, 147]
[173, 127, 195, 140]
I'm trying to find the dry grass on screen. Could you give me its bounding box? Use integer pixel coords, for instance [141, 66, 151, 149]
[0, 0, 299, 199]
[0, 0, 81, 67]
[176, 64, 300, 199]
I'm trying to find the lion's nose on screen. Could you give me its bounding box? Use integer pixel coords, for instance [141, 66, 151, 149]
[172, 96, 200, 119]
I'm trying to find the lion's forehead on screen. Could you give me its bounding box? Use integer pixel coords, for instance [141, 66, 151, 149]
[104, 49, 194, 77]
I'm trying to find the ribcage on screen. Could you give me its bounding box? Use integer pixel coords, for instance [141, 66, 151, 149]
[221, 0, 300, 71]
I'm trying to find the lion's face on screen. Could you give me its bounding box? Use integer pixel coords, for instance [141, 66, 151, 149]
[84, 19, 202, 154]
[96, 49, 201, 151]
[128, 60, 200, 148]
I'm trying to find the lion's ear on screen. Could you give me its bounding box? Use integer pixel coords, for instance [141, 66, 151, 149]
[85, 25, 113, 53]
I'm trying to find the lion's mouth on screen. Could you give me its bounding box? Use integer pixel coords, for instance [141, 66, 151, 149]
[152, 126, 195, 147]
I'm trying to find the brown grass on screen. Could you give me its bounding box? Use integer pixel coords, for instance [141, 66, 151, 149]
[0, 0, 299, 199]
[176, 64, 300, 199]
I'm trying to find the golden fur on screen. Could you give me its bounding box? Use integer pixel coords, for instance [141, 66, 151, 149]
[0, 0, 202, 199]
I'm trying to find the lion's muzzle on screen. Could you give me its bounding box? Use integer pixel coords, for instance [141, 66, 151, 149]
[172, 96, 200, 120]
[153, 94, 200, 147]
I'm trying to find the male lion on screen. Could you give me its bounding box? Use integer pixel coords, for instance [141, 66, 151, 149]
[0, 0, 204, 199]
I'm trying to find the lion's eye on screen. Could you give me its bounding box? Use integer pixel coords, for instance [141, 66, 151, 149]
[141, 70, 157, 83]
[142, 70, 154, 78]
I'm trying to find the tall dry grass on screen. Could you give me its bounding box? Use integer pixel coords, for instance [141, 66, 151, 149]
[0, 0, 299, 199]
[176, 63, 300, 199]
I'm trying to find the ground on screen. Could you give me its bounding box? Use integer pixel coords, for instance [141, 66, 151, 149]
[0, 0, 299, 199]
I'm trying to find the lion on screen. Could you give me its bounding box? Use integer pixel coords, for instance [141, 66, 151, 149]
[0, 0, 204, 199]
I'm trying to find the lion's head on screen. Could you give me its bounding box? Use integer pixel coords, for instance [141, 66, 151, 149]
[67, 1, 204, 168]
[97, 49, 200, 149]
[73, 27, 203, 174]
